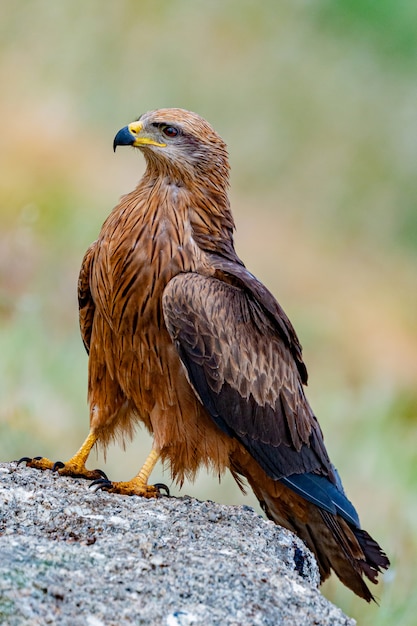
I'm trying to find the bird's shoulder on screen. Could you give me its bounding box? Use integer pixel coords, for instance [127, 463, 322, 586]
[165, 254, 308, 384]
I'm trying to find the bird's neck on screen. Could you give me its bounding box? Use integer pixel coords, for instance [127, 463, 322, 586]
[142, 164, 238, 263]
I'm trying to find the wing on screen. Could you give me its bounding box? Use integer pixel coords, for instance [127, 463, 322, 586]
[162, 271, 332, 481]
[208, 254, 308, 384]
[78, 242, 97, 354]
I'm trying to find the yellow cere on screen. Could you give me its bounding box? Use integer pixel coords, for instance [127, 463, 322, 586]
[128, 121, 167, 148]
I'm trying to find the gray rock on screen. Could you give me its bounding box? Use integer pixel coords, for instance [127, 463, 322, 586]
[0, 462, 354, 625]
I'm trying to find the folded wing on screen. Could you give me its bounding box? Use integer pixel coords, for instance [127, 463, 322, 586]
[163, 271, 332, 484]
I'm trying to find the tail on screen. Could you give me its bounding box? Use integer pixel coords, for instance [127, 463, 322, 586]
[231, 454, 390, 602]
[306, 508, 389, 601]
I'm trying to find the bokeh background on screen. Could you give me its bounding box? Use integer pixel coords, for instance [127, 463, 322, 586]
[1, 1, 416, 623]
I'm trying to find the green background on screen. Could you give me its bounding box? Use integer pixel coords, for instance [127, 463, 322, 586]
[1, 2, 416, 623]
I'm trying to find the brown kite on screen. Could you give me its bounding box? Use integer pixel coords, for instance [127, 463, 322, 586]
[21, 108, 389, 601]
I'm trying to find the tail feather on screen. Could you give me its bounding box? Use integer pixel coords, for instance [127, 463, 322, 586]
[354, 527, 390, 584]
[319, 509, 389, 602]
[232, 453, 390, 602]
[267, 495, 389, 602]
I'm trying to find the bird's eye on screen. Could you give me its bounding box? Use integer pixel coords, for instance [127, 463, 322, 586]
[162, 125, 179, 138]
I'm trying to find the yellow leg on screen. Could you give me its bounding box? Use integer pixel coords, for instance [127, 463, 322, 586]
[55, 431, 99, 476]
[92, 448, 164, 497]
[18, 430, 105, 481]
[136, 447, 160, 484]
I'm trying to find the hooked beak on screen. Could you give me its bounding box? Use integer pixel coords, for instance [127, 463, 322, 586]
[113, 121, 166, 152]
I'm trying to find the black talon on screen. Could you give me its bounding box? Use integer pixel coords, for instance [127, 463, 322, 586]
[154, 483, 170, 496]
[90, 477, 112, 491]
[93, 468, 109, 480]
[16, 456, 45, 465]
[16, 457, 32, 465]
[52, 461, 65, 472]
[90, 477, 109, 487]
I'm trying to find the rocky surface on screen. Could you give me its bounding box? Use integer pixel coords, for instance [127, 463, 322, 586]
[0, 462, 354, 625]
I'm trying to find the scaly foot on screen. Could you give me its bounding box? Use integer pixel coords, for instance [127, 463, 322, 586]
[17, 456, 54, 471]
[17, 456, 107, 481]
[17, 431, 104, 481]
[90, 447, 167, 497]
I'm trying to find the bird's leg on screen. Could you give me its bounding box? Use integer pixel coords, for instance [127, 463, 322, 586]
[17, 431, 107, 481]
[91, 447, 169, 497]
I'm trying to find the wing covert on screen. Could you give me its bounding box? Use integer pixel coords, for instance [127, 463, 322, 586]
[162, 272, 331, 481]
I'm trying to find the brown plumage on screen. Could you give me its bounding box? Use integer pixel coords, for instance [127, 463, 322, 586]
[22, 108, 389, 601]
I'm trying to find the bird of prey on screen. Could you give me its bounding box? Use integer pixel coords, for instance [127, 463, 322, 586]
[21, 108, 389, 601]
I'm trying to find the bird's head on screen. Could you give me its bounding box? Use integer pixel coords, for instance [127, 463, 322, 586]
[113, 108, 229, 185]
[114, 108, 235, 257]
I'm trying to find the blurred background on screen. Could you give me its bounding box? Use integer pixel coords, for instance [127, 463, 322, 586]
[1, 1, 416, 623]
